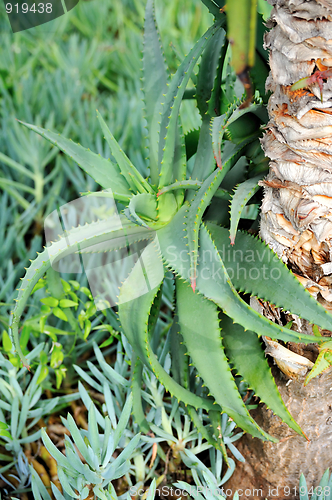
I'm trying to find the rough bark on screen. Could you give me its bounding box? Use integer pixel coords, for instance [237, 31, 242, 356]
[225, 367, 332, 500]
[260, 0, 332, 307]
[225, 0, 332, 497]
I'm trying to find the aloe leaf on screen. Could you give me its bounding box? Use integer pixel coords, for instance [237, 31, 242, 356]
[143, 0, 168, 187]
[57, 468, 77, 498]
[226, 102, 267, 130]
[207, 45, 229, 117]
[118, 240, 220, 411]
[158, 22, 222, 188]
[222, 135, 259, 181]
[41, 428, 75, 471]
[157, 179, 203, 197]
[18, 121, 131, 197]
[208, 410, 230, 464]
[189, 120, 216, 188]
[226, 114, 265, 146]
[170, 313, 189, 389]
[176, 278, 275, 442]
[187, 147, 256, 291]
[211, 114, 226, 169]
[186, 405, 229, 460]
[299, 474, 309, 500]
[220, 314, 305, 437]
[131, 354, 150, 433]
[124, 193, 157, 228]
[197, 224, 324, 344]
[173, 120, 187, 209]
[96, 110, 153, 195]
[229, 174, 262, 244]
[189, 105, 244, 192]
[185, 167, 224, 291]
[188, 36, 231, 184]
[211, 101, 241, 169]
[304, 351, 331, 386]
[117, 238, 165, 359]
[200, 0, 225, 18]
[148, 284, 163, 336]
[157, 191, 178, 223]
[196, 27, 227, 117]
[30, 465, 54, 500]
[158, 205, 324, 344]
[10, 218, 155, 368]
[206, 223, 332, 332]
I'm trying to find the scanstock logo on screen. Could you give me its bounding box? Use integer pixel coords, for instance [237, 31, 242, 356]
[4, 0, 79, 33]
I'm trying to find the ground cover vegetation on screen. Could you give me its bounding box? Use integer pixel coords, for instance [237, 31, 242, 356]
[1, 0, 332, 498]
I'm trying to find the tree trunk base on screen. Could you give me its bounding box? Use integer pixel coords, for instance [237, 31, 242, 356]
[224, 367, 332, 500]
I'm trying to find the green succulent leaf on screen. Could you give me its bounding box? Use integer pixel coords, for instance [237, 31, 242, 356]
[96, 110, 153, 195]
[211, 101, 241, 169]
[211, 114, 226, 169]
[157, 179, 203, 197]
[200, 0, 225, 18]
[197, 224, 325, 344]
[207, 45, 231, 117]
[158, 21, 223, 188]
[124, 193, 157, 228]
[148, 284, 163, 336]
[229, 174, 262, 244]
[157, 191, 178, 223]
[208, 410, 231, 463]
[226, 102, 266, 130]
[158, 205, 324, 345]
[304, 351, 332, 386]
[10, 218, 155, 368]
[143, 0, 168, 186]
[131, 354, 151, 433]
[189, 120, 216, 186]
[196, 27, 227, 117]
[176, 278, 276, 442]
[186, 137, 260, 290]
[226, 0, 257, 78]
[172, 120, 187, 209]
[185, 167, 224, 291]
[117, 237, 164, 364]
[220, 314, 305, 437]
[118, 238, 221, 411]
[52, 307, 68, 322]
[206, 223, 332, 332]
[170, 312, 189, 390]
[18, 121, 131, 199]
[225, 105, 266, 144]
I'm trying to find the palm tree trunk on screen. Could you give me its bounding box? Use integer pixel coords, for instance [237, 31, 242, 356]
[226, 0, 332, 497]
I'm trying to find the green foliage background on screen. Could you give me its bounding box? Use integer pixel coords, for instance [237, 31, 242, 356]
[0, 0, 211, 331]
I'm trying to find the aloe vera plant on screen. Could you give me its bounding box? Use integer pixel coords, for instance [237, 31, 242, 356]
[9, 0, 332, 452]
